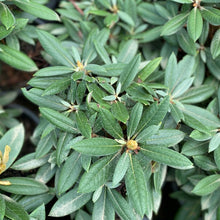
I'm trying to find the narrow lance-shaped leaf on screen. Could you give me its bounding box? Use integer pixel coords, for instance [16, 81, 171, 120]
[76, 111, 92, 139]
[4, 195, 29, 220]
[57, 152, 82, 195]
[201, 7, 220, 26]
[187, 8, 203, 42]
[100, 108, 124, 139]
[210, 29, 220, 59]
[0, 194, 5, 220]
[141, 145, 193, 169]
[125, 155, 148, 217]
[107, 188, 136, 220]
[111, 101, 129, 124]
[78, 156, 115, 193]
[161, 12, 189, 36]
[49, 187, 91, 217]
[40, 107, 79, 134]
[127, 102, 143, 139]
[118, 54, 141, 92]
[0, 177, 48, 195]
[37, 30, 74, 67]
[0, 3, 15, 30]
[72, 138, 122, 156]
[92, 188, 115, 220]
[192, 174, 220, 196]
[14, 0, 60, 21]
[209, 133, 220, 153]
[113, 152, 130, 185]
[145, 129, 185, 147]
[138, 57, 162, 81]
[0, 44, 38, 72]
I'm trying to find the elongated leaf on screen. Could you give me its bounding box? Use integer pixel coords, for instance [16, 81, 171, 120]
[113, 152, 129, 185]
[127, 102, 143, 139]
[49, 187, 91, 217]
[0, 3, 15, 29]
[125, 156, 148, 217]
[0, 44, 38, 72]
[107, 188, 136, 220]
[165, 53, 178, 92]
[211, 29, 220, 59]
[118, 10, 135, 26]
[137, 96, 169, 134]
[40, 107, 78, 134]
[136, 125, 160, 143]
[180, 104, 220, 129]
[192, 174, 220, 196]
[178, 85, 215, 104]
[161, 12, 189, 36]
[72, 138, 121, 156]
[57, 152, 82, 195]
[138, 57, 162, 81]
[209, 133, 220, 152]
[145, 129, 185, 147]
[92, 188, 115, 220]
[37, 30, 74, 67]
[117, 39, 138, 63]
[34, 66, 74, 77]
[177, 29, 197, 55]
[14, 0, 60, 21]
[118, 54, 141, 92]
[94, 40, 111, 64]
[0, 124, 24, 171]
[78, 156, 115, 193]
[0, 177, 48, 195]
[30, 204, 46, 220]
[171, 77, 194, 98]
[11, 153, 48, 171]
[141, 145, 193, 169]
[4, 195, 29, 220]
[100, 108, 124, 139]
[187, 8, 203, 42]
[76, 111, 92, 138]
[22, 88, 69, 111]
[111, 102, 129, 124]
[201, 7, 220, 26]
[0, 194, 5, 220]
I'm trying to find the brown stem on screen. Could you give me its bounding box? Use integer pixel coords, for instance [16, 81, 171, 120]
[69, 0, 84, 16]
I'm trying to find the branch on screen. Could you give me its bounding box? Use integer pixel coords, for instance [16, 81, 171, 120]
[69, 0, 84, 16]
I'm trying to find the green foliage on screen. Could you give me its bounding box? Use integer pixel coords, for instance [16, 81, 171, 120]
[0, 0, 220, 218]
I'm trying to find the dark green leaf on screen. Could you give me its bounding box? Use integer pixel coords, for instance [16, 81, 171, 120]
[72, 138, 121, 156]
[0, 194, 5, 220]
[0, 177, 48, 195]
[187, 8, 203, 42]
[113, 152, 129, 185]
[78, 156, 115, 193]
[192, 174, 220, 196]
[14, 0, 60, 21]
[57, 152, 82, 195]
[201, 7, 220, 26]
[111, 102, 129, 124]
[37, 30, 74, 67]
[125, 156, 148, 217]
[100, 108, 124, 139]
[76, 111, 92, 138]
[40, 107, 78, 134]
[161, 12, 189, 36]
[141, 145, 193, 169]
[107, 188, 136, 220]
[49, 187, 91, 217]
[0, 44, 38, 72]
[0, 3, 15, 29]
[127, 103, 143, 139]
[118, 54, 140, 92]
[34, 66, 74, 77]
